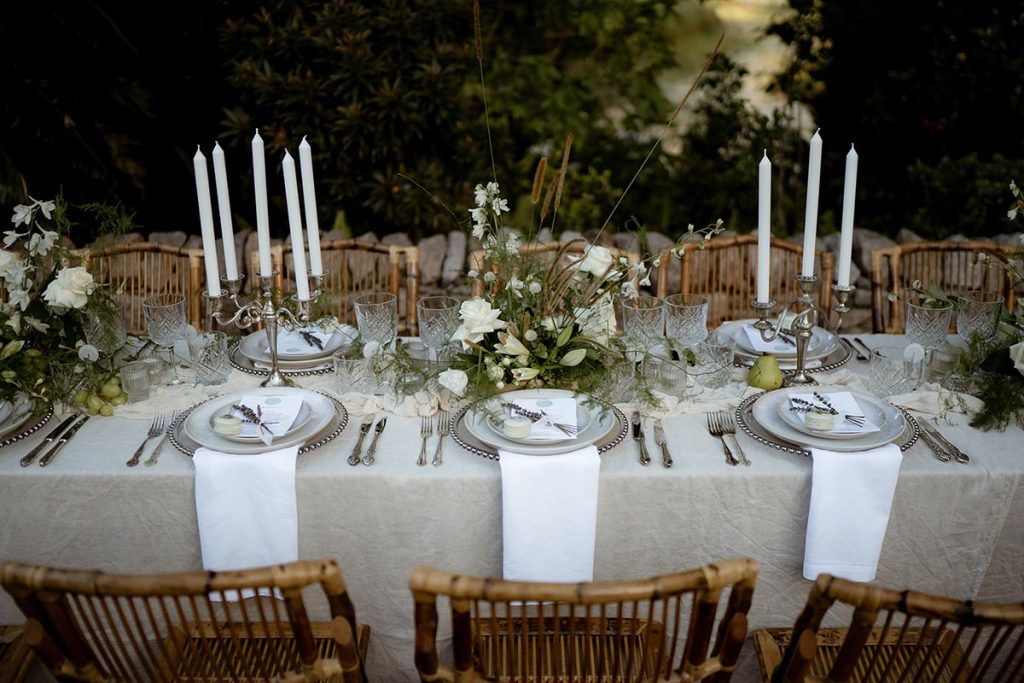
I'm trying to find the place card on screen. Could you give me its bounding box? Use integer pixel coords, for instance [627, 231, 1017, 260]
[232, 394, 305, 444]
[789, 391, 880, 435]
[511, 397, 577, 441]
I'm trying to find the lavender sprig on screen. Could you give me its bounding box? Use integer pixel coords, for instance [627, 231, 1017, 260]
[299, 330, 324, 350]
[812, 391, 839, 415]
[232, 404, 275, 436]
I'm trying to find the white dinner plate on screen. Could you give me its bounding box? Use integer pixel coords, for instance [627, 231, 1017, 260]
[464, 390, 616, 455]
[238, 327, 354, 366]
[731, 324, 838, 360]
[483, 396, 592, 445]
[183, 388, 336, 454]
[776, 392, 888, 440]
[0, 395, 36, 440]
[209, 400, 313, 443]
[752, 387, 905, 452]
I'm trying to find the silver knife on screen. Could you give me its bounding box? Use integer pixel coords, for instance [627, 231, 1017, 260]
[39, 415, 90, 467]
[361, 417, 387, 466]
[853, 337, 874, 359]
[918, 427, 952, 463]
[631, 411, 650, 466]
[348, 415, 375, 466]
[923, 419, 969, 464]
[653, 419, 672, 468]
[20, 415, 77, 467]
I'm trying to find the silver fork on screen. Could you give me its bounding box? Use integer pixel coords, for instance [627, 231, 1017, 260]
[707, 412, 738, 466]
[143, 411, 179, 467]
[127, 414, 166, 467]
[719, 411, 750, 466]
[416, 416, 433, 467]
[432, 410, 449, 467]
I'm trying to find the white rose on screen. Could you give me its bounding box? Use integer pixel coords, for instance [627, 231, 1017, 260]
[43, 267, 95, 309]
[0, 250, 18, 281]
[572, 245, 616, 278]
[437, 368, 468, 396]
[362, 340, 381, 358]
[1010, 341, 1024, 377]
[451, 298, 506, 350]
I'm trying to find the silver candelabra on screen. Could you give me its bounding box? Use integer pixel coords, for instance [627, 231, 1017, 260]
[204, 271, 329, 387]
[751, 274, 855, 386]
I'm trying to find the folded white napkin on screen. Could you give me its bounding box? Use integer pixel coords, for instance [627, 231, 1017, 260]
[193, 446, 300, 575]
[499, 446, 601, 582]
[803, 444, 902, 582]
[742, 325, 799, 354]
[272, 328, 334, 356]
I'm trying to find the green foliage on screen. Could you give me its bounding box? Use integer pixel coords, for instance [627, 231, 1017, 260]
[959, 332, 1024, 431]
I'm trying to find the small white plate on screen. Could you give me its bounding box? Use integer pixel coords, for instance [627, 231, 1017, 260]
[183, 388, 335, 454]
[483, 398, 592, 445]
[732, 324, 838, 360]
[776, 393, 887, 440]
[238, 327, 354, 366]
[210, 400, 313, 443]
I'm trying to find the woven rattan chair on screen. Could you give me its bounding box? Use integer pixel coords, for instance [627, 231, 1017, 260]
[0, 558, 370, 682]
[410, 558, 759, 682]
[467, 241, 640, 297]
[0, 625, 34, 683]
[870, 241, 1016, 333]
[754, 573, 1024, 682]
[654, 235, 835, 328]
[73, 243, 207, 334]
[254, 240, 420, 335]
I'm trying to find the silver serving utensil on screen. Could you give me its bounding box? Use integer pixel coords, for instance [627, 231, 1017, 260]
[20, 415, 77, 467]
[39, 415, 90, 467]
[653, 419, 672, 468]
[917, 427, 952, 463]
[631, 411, 650, 466]
[707, 412, 738, 466]
[362, 417, 387, 466]
[348, 415, 375, 466]
[924, 419, 969, 464]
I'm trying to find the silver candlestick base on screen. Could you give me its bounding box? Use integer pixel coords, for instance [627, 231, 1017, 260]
[751, 275, 857, 386]
[204, 271, 328, 388]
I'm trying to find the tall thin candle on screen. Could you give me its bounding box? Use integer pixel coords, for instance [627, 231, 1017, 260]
[192, 147, 221, 297]
[211, 142, 238, 280]
[757, 150, 772, 303]
[801, 129, 823, 277]
[282, 151, 311, 302]
[837, 144, 858, 287]
[252, 130, 273, 277]
[298, 136, 323, 276]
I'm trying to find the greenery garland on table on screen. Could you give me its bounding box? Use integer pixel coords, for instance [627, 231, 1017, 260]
[957, 332, 1024, 431]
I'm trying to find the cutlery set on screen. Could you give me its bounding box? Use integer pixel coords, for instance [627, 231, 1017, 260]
[415, 411, 449, 467]
[20, 415, 90, 467]
[707, 411, 750, 466]
[918, 419, 970, 464]
[631, 411, 673, 468]
[349, 414, 387, 466]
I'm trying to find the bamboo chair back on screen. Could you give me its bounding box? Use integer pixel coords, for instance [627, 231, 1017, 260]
[253, 241, 420, 335]
[870, 241, 1016, 333]
[468, 241, 640, 298]
[410, 558, 758, 683]
[73, 244, 206, 334]
[762, 573, 1024, 682]
[654, 235, 835, 328]
[0, 558, 367, 683]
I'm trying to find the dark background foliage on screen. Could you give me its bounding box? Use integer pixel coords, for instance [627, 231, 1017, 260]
[1, 0, 1022, 245]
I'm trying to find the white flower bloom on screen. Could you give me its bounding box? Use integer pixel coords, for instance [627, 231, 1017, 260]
[485, 181, 499, 196]
[576, 297, 616, 344]
[528, 281, 542, 294]
[78, 344, 100, 362]
[470, 207, 487, 225]
[5, 312, 20, 334]
[27, 230, 57, 257]
[0, 250, 19, 281]
[8, 288, 30, 311]
[559, 348, 587, 366]
[483, 271, 497, 283]
[362, 340, 381, 358]
[640, 275, 651, 287]
[511, 367, 539, 383]
[38, 200, 55, 220]
[524, 329, 538, 342]
[571, 245, 616, 279]
[43, 266, 95, 309]
[472, 223, 486, 240]
[1010, 341, 1024, 378]
[11, 204, 33, 228]
[467, 270, 479, 279]
[450, 298, 506, 349]
[474, 184, 489, 207]
[492, 197, 509, 214]
[502, 357, 512, 366]
[487, 364, 505, 381]
[3, 230, 23, 248]
[437, 368, 468, 396]
[1010, 208, 1019, 220]
[23, 316, 48, 333]
[495, 381, 505, 389]
[494, 332, 529, 356]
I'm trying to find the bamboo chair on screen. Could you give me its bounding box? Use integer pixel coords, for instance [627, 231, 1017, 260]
[467, 241, 641, 298]
[654, 235, 836, 328]
[0, 625, 34, 683]
[73, 244, 207, 334]
[253, 241, 420, 335]
[870, 241, 1016, 333]
[410, 557, 759, 682]
[0, 558, 370, 683]
[754, 573, 1024, 682]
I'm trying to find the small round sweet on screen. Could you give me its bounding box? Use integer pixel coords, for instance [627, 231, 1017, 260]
[804, 411, 835, 432]
[501, 415, 533, 439]
[213, 414, 243, 436]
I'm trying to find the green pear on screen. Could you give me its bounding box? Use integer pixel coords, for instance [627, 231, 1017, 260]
[748, 354, 784, 390]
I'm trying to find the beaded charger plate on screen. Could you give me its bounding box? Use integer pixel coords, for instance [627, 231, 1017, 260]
[734, 392, 919, 458]
[0, 408, 53, 448]
[229, 342, 333, 378]
[169, 391, 348, 457]
[451, 403, 629, 461]
[733, 339, 853, 375]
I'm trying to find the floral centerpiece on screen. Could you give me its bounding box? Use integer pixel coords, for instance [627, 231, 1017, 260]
[0, 196, 121, 406]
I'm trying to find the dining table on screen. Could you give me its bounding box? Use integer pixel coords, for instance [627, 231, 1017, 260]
[1, 333, 1022, 682]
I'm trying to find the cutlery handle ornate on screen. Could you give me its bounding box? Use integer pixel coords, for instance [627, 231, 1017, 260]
[718, 436, 737, 466]
[637, 440, 651, 466]
[417, 437, 429, 467]
[729, 435, 751, 466]
[126, 439, 149, 467]
[659, 443, 673, 468]
[348, 431, 368, 466]
[432, 437, 444, 467]
[919, 431, 952, 462]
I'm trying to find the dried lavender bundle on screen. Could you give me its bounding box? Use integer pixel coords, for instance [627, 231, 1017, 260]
[299, 330, 324, 350]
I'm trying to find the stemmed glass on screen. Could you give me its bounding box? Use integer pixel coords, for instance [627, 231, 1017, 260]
[354, 292, 398, 347]
[143, 294, 188, 386]
[664, 294, 709, 350]
[416, 296, 460, 362]
[955, 290, 1004, 344]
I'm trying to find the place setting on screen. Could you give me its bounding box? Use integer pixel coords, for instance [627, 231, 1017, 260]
[231, 324, 357, 377]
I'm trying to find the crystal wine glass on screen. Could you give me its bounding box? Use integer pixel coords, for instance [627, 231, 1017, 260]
[82, 306, 127, 373]
[955, 290, 1003, 344]
[664, 293, 709, 349]
[416, 296, 460, 361]
[143, 294, 188, 386]
[904, 299, 953, 351]
[354, 292, 398, 348]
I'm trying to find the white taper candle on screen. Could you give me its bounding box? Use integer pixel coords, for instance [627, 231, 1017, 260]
[801, 129, 823, 277]
[282, 151, 311, 301]
[192, 146, 221, 297]
[298, 136, 323, 276]
[211, 142, 238, 281]
[252, 130, 273, 277]
[837, 144, 858, 287]
[757, 150, 772, 303]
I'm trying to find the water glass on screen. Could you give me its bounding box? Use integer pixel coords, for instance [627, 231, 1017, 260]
[664, 294, 709, 348]
[83, 306, 127, 371]
[620, 296, 663, 352]
[695, 337, 735, 389]
[927, 345, 963, 383]
[904, 300, 952, 351]
[188, 331, 230, 386]
[416, 296, 460, 359]
[333, 353, 370, 394]
[119, 361, 152, 402]
[354, 292, 398, 347]
[651, 356, 692, 400]
[955, 290, 1003, 344]
[143, 294, 188, 385]
[865, 346, 919, 398]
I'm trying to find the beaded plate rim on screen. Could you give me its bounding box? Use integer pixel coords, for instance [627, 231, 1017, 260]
[734, 391, 920, 457]
[0, 408, 53, 448]
[168, 391, 348, 457]
[733, 337, 853, 374]
[229, 342, 333, 377]
[450, 403, 629, 461]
